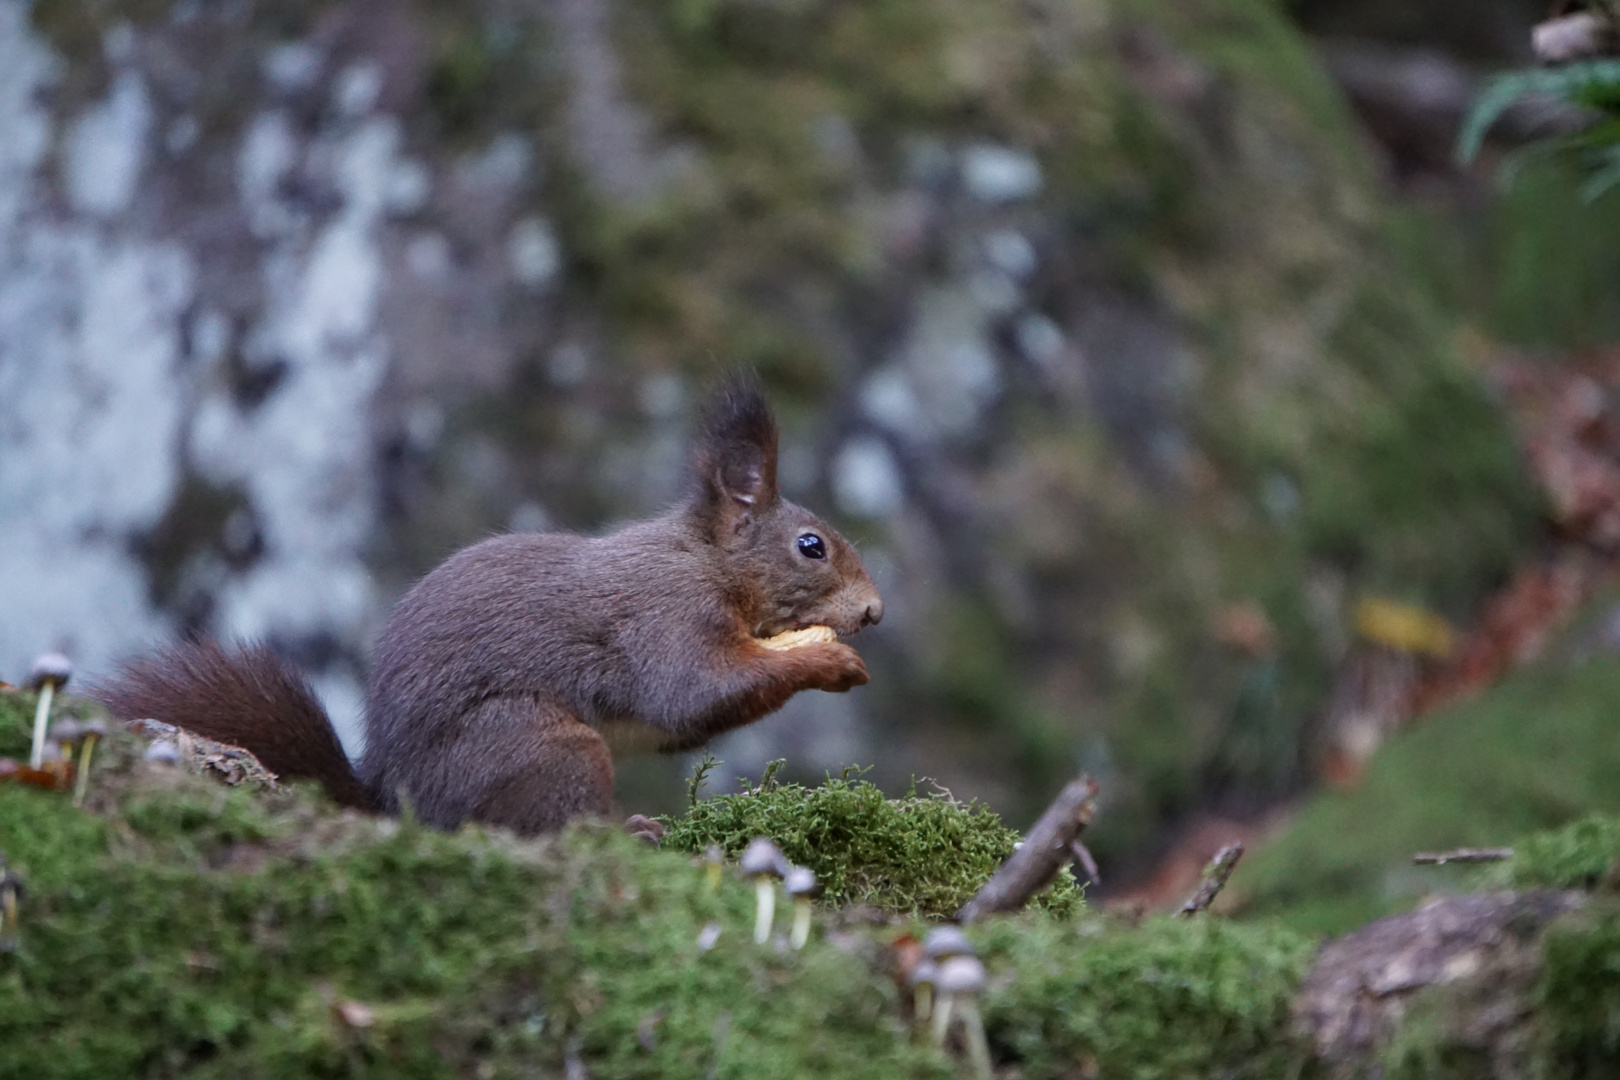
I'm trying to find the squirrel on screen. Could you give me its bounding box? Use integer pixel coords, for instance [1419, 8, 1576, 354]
[95, 376, 883, 835]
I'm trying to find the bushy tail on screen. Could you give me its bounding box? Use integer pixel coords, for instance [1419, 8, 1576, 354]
[94, 640, 377, 810]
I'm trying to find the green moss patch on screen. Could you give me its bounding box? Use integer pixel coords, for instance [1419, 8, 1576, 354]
[660, 761, 1083, 919]
[1537, 903, 1620, 1073]
[976, 913, 1315, 1079]
[1482, 814, 1620, 892]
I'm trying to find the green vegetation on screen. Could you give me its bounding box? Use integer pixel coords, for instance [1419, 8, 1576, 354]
[1538, 903, 1620, 1073]
[1485, 813, 1620, 891]
[1443, 47, 1620, 346]
[976, 914, 1315, 1079]
[2, 698, 935, 1079]
[660, 760, 1082, 919]
[1236, 655, 1620, 936]
[1460, 59, 1620, 200]
[11, 687, 1620, 1077]
[1, 694, 1320, 1079]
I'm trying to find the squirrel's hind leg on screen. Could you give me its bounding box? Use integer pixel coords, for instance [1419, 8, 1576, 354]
[413, 694, 614, 835]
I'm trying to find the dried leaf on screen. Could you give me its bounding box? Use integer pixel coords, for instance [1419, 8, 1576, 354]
[1354, 598, 1454, 658]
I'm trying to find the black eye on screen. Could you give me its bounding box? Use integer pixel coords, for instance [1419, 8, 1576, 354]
[796, 533, 826, 560]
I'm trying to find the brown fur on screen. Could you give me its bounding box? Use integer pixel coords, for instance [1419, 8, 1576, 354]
[94, 376, 882, 834]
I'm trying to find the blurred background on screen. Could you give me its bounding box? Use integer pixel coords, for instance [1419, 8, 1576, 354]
[6, 0, 1620, 908]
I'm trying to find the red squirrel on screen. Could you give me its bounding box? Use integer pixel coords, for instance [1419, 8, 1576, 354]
[95, 377, 882, 834]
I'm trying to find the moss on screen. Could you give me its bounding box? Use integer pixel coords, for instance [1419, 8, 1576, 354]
[2, 725, 950, 1079]
[1237, 654, 1620, 936]
[659, 762, 1083, 920]
[1536, 903, 1620, 1075]
[1480, 814, 1620, 893]
[976, 912, 1316, 1078]
[0, 707, 1344, 1078]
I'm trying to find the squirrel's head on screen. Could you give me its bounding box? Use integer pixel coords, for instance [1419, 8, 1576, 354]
[689, 375, 883, 640]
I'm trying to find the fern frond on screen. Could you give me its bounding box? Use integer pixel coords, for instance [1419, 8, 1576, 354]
[1457, 60, 1620, 164]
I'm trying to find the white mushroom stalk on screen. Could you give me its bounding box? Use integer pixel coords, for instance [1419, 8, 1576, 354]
[740, 838, 788, 945]
[930, 975, 957, 1048]
[72, 720, 107, 808]
[933, 954, 991, 1078]
[920, 926, 980, 1045]
[26, 653, 72, 771]
[909, 957, 938, 1023]
[784, 865, 817, 950]
[753, 878, 775, 944]
[49, 718, 82, 792]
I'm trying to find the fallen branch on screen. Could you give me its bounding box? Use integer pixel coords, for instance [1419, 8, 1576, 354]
[1413, 848, 1513, 866]
[1177, 842, 1244, 917]
[957, 775, 1097, 924]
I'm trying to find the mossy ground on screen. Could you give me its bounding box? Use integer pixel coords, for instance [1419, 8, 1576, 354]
[1378, 814, 1620, 1077]
[1475, 813, 1620, 1073]
[0, 692, 1321, 1079]
[1235, 652, 1620, 936]
[1470, 813, 1620, 1070]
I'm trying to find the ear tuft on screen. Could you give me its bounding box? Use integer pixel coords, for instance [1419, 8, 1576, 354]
[692, 371, 779, 533]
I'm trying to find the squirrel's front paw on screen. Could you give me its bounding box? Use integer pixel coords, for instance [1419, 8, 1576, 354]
[624, 814, 666, 846]
[805, 642, 869, 692]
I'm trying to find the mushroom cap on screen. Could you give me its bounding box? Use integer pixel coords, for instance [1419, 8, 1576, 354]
[923, 925, 976, 960]
[783, 865, 817, 897]
[739, 837, 787, 878]
[934, 954, 986, 995]
[81, 719, 108, 738]
[24, 652, 72, 691]
[908, 957, 939, 988]
[143, 740, 180, 765]
[49, 718, 84, 744]
[703, 844, 725, 864]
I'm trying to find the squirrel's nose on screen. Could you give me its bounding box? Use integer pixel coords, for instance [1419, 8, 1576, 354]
[862, 598, 883, 627]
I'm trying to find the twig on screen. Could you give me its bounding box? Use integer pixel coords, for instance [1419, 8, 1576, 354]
[958, 775, 1098, 924]
[1177, 842, 1244, 917]
[1413, 848, 1513, 865]
[1070, 840, 1101, 887]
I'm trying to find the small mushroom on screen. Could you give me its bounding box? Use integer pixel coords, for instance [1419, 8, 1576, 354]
[72, 720, 107, 808]
[48, 718, 83, 747]
[48, 718, 83, 792]
[144, 739, 180, 765]
[25, 653, 71, 770]
[922, 924, 976, 962]
[909, 956, 939, 1022]
[916, 924, 977, 1023]
[702, 844, 725, 893]
[933, 954, 991, 1077]
[740, 837, 787, 944]
[0, 857, 23, 953]
[784, 865, 818, 949]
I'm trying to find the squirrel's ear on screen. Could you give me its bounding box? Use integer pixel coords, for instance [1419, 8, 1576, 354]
[692, 373, 779, 536]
